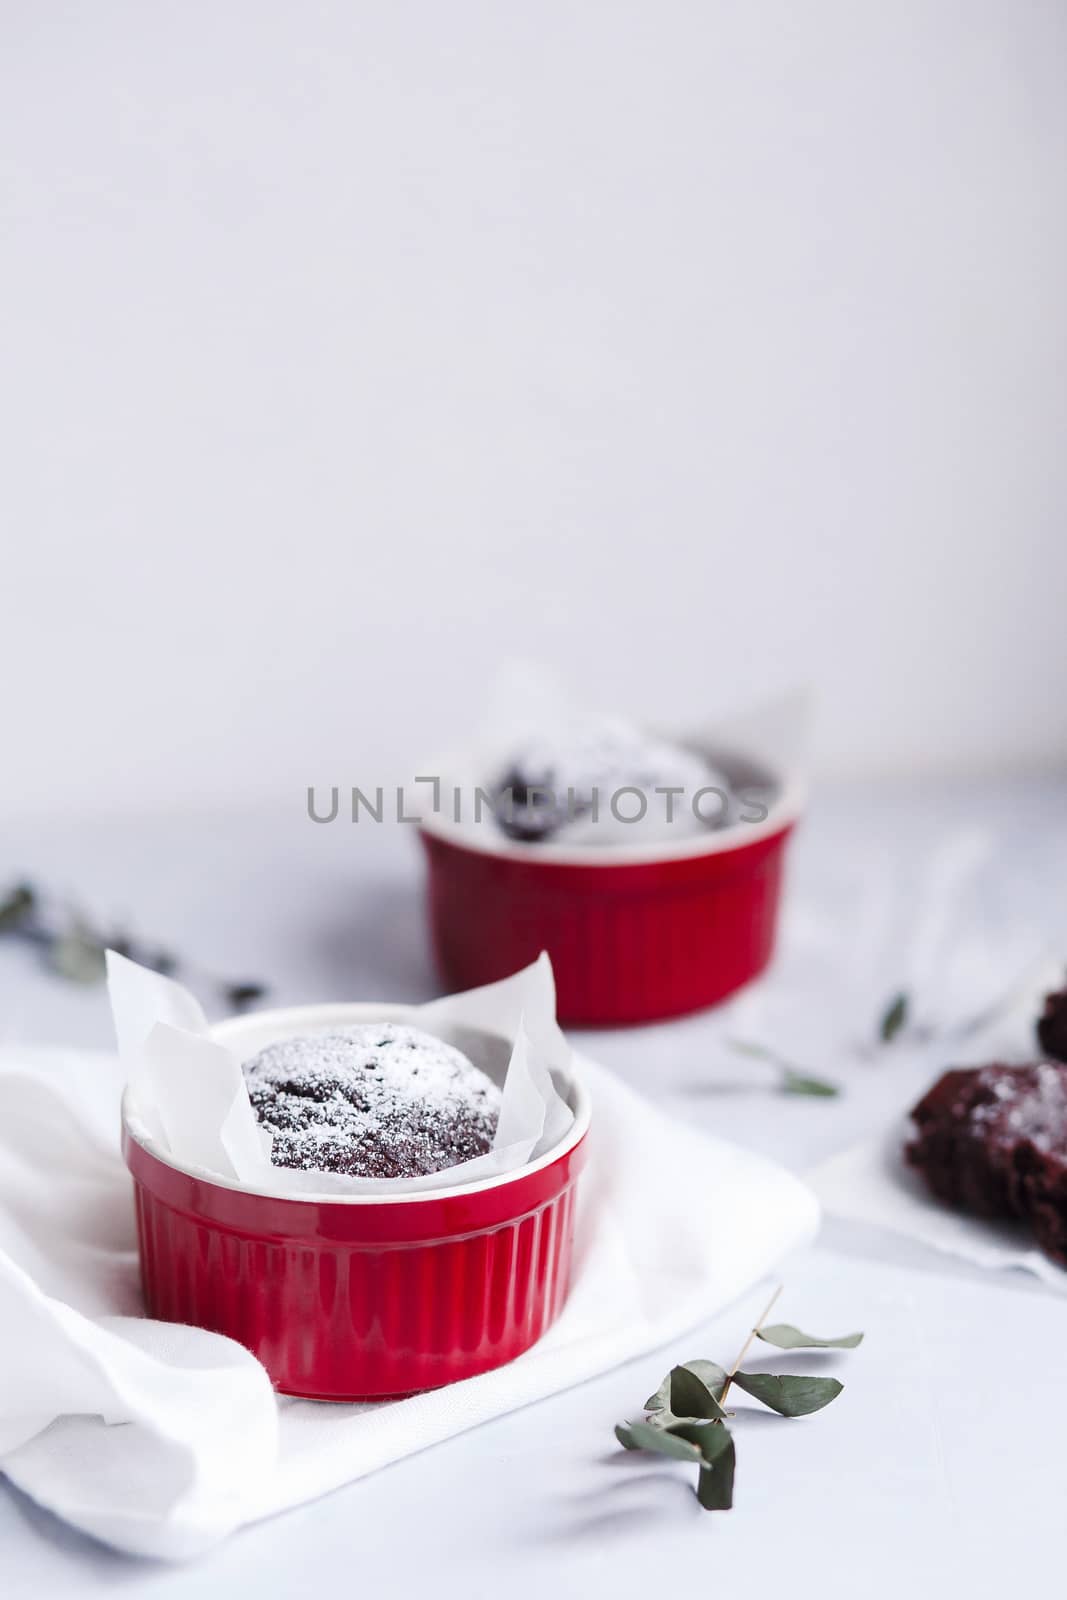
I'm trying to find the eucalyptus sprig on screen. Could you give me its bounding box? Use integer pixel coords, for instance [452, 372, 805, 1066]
[614, 1287, 863, 1511]
[878, 990, 911, 1044]
[726, 1038, 840, 1098]
[876, 960, 1046, 1052]
[0, 879, 269, 1012]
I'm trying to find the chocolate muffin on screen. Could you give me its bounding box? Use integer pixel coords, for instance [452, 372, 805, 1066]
[1037, 978, 1067, 1064]
[906, 1062, 1067, 1265]
[491, 718, 728, 845]
[243, 1023, 502, 1179]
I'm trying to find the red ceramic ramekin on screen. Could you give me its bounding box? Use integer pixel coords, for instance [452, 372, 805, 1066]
[122, 1003, 591, 1401]
[420, 768, 804, 1027]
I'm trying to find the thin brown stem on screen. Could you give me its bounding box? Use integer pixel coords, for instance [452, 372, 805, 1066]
[718, 1284, 782, 1407]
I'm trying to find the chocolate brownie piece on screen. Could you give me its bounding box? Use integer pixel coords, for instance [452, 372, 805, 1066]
[1037, 978, 1067, 1064]
[906, 1062, 1067, 1265]
[243, 1023, 501, 1179]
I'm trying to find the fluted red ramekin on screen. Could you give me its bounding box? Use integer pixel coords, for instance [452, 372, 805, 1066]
[420, 773, 803, 1026]
[122, 1002, 590, 1401]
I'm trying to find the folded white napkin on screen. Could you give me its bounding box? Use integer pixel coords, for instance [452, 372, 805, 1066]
[0, 1043, 818, 1561]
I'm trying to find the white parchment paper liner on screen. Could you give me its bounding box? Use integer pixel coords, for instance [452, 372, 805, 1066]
[812, 1116, 1067, 1294]
[808, 945, 1067, 1294]
[111, 952, 575, 1197]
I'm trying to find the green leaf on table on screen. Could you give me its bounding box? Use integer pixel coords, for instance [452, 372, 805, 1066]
[757, 1324, 864, 1350]
[50, 926, 107, 984]
[729, 1039, 840, 1099]
[0, 883, 36, 930]
[780, 1069, 840, 1098]
[668, 1420, 733, 1461]
[732, 1372, 844, 1416]
[615, 1421, 703, 1461]
[695, 1433, 736, 1510]
[645, 1359, 727, 1414]
[879, 991, 910, 1043]
[668, 1364, 727, 1421]
[727, 1038, 774, 1060]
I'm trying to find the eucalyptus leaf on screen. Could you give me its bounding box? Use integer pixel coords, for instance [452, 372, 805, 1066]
[615, 1421, 703, 1461]
[731, 1372, 844, 1417]
[669, 1364, 727, 1421]
[757, 1324, 864, 1351]
[726, 1038, 773, 1061]
[668, 1420, 733, 1463]
[879, 991, 910, 1043]
[729, 1039, 839, 1100]
[0, 884, 35, 930]
[645, 1360, 727, 1414]
[50, 928, 107, 984]
[696, 1434, 736, 1510]
[780, 1070, 840, 1098]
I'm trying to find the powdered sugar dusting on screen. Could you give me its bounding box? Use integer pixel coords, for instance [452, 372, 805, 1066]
[964, 1061, 1067, 1154]
[493, 716, 724, 843]
[243, 1023, 502, 1179]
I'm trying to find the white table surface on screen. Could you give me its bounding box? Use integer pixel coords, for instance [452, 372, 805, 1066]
[3, 773, 1066, 1597]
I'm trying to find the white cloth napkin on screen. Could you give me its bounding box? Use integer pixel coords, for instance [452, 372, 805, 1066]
[0, 1042, 817, 1560]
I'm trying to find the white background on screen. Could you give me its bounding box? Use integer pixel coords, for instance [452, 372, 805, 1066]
[3, 0, 1066, 818]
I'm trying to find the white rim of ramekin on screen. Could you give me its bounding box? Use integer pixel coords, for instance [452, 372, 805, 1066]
[418, 767, 806, 867]
[121, 1000, 592, 1206]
